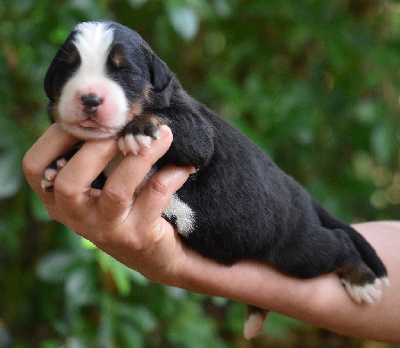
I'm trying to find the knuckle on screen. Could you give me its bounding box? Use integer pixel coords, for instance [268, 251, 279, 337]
[54, 180, 81, 201]
[125, 228, 160, 253]
[22, 151, 41, 177]
[148, 175, 170, 197]
[125, 235, 146, 252]
[102, 182, 132, 206]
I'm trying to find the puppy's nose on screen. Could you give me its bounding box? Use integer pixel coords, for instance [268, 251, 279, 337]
[81, 93, 103, 113]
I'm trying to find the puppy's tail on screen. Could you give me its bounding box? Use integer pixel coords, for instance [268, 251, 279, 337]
[313, 200, 388, 281]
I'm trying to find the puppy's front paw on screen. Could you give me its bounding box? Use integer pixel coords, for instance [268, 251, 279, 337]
[117, 133, 157, 156]
[117, 116, 162, 155]
[41, 157, 68, 192]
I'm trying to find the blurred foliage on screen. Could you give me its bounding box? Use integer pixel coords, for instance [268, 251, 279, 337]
[1, 0, 400, 347]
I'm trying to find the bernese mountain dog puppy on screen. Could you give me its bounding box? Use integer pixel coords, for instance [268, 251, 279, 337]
[42, 21, 389, 339]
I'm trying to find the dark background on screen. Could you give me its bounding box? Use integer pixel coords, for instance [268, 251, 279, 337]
[1, 0, 399, 347]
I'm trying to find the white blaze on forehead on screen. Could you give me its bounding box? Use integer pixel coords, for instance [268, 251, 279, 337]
[74, 22, 114, 74]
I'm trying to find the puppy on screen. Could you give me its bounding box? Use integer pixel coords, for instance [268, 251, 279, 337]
[42, 21, 389, 339]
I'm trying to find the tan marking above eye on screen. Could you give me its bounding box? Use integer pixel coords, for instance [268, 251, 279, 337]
[68, 50, 79, 65]
[112, 53, 125, 68]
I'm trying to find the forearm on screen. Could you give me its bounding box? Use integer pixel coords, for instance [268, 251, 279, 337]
[170, 221, 400, 343]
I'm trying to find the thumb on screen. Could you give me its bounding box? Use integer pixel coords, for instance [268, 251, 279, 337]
[132, 165, 195, 228]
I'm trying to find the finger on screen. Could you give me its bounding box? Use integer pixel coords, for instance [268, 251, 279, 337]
[98, 125, 173, 219]
[23, 123, 79, 196]
[132, 164, 195, 228]
[53, 138, 118, 211]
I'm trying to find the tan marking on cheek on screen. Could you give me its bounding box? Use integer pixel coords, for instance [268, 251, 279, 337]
[52, 84, 59, 101]
[49, 101, 61, 122]
[126, 84, 159, 122]
[126, 99, 143, 121]
[142, 84, 151, 102]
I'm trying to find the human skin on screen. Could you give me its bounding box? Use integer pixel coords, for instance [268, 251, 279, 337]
[23, 123, 400, 343]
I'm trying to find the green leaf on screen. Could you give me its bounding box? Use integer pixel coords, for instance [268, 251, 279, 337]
[65, 337, 90, 348]
[127, 0, 148, 9]
[371, 122, 395, 165]
[39, 341, 61, 348]
[97, 251, 149, 296]
[36, 252, 79, 283]
[266, 312, 302, 338]
[128, 305, 158, 333]
[166, 301, 228, 348]
[81, 237, 97, 250]
[118, 323, 144, 348]
[166, 0, 199, 40]
[65, 268, 97, 306]
[0, 152, 22, 198]
[0, 112, 25, 198]
[127, 268, 149, 286]
[29, 191, 51, 222]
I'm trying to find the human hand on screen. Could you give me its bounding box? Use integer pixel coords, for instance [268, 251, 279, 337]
[23, 123, 194, 283]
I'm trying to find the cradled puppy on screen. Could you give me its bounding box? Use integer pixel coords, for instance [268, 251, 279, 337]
[42, 21, 389, 339]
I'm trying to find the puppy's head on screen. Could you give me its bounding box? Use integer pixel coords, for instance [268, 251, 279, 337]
[44, 21, 173, 139]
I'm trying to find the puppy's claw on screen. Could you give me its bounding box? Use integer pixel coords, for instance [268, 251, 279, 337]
[41, 157, 68, 192]
[135, 134, 152, 148]
[56, 158, 67, 169]
[41, 168, 58, 192]
[41, 179, 55, 192]
[117, 133, 154, 155]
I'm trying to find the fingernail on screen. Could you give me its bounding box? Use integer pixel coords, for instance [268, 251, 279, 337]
[158, 125, 170, 139]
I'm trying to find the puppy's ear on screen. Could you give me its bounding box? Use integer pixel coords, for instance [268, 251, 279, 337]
[148, 54, 174, 108]
[150, 55, 171, 91]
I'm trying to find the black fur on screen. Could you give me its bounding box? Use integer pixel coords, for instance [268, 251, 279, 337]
[43, 21, 388, 336]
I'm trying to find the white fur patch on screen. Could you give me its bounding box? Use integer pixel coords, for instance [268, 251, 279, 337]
[341, 277, 389, 304]
[58, 22, 129, 139]
[164, 195, 195, 236]
[244, 312, 265, 340]
[74, 22, 114, 76]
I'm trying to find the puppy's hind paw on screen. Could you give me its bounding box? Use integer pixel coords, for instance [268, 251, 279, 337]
[243, 306, 269, 340]
[341, 277, 389, 304]
[41, 158, 67, 192]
